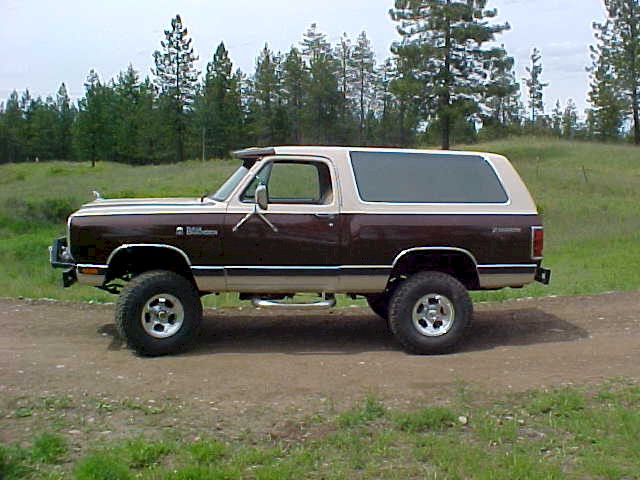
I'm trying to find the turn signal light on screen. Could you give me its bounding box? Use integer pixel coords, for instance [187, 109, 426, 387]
[79, 267, 99, 275]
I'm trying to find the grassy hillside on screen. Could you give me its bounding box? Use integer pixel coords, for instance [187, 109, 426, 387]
[1, 138, 639, 304]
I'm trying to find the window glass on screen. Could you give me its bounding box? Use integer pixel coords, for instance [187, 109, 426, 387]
[241, 164, 272, 202]
[350, 151, 508, 203]
[241, 161, 333, 204]
[211, 165, 248, 201]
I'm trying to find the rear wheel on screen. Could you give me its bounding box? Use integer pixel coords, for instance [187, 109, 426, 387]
[115, 270, 202, 356]
[388, 271, 472, 354]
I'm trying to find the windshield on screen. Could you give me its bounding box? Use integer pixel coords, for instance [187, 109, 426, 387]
[211, 165, 249, 201]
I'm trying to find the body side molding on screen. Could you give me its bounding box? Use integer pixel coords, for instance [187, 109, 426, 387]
[392, 246, 479, 269]
[106, 244, 193, 266]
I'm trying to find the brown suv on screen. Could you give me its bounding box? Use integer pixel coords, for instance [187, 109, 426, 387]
[50, 146, 550, 355]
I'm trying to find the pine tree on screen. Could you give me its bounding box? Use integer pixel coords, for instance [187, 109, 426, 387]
[594, 1, 640, 144]
[482, 46, 521, 136]
[250, 45, 288, 145]
[524, 48, 549, 124]
[137, 77, 163, 161]
[113, 65, 163, 163]
[3, 91, 24, 162]
[389, 56, 421, 146]
[587, 35, 625, 140]
[282, 47, 309, 143]
[562, 99, 578, 138]
[301, 24, 342, 143]
[198, 42, 244, 157]
[551, 100, 563, 136]
[55, 83, 75, 160]
[28, 96, 58, 160]
[152, 14, 199, 161]
[349, 31, 378, 143]
[334, 33, 355, 143]
[74, 70, 117, 166]
[113, 65, 143, 163]
[390, 0, 510, 150]
[378, 58, 398, 144]
[335, 33, 352, 104]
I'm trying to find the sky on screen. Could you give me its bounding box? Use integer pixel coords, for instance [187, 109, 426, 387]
[2, 0, 606, 115]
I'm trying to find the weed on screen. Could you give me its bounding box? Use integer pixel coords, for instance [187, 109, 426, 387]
[337, 394, 386, 427]
[123, 437, 173, 469]
[41, 395, 74, 411]
[188, 438, 227, 464]
[164, 464, 241, 480]
[31, 432, 67, 464]
[74, 452, 132, 480]
[14, 407, 33, 418]
[394, 405, 458, 432]
[527, 388, 586, 417]
[0, 443, 32, 480]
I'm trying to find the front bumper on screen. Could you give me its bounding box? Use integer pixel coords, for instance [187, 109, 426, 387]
[50, 237, 77, 287]
[49, 237, 74, 268]
[535, 266, 551, 285]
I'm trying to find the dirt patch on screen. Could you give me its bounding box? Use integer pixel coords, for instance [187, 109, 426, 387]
[1, 292, 638, 442]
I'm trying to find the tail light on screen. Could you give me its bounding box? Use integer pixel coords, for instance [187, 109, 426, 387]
[531, 226, 544, 259]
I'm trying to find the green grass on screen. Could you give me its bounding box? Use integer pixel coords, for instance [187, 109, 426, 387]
[2, 380, 640, 479]
[465, 138, 640, 301]
[1, 137, 639, 304]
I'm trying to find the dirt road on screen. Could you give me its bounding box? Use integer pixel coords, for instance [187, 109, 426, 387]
[1, 291, 638, 440]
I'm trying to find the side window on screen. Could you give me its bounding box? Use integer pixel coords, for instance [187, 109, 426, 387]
[242, 161, 333, 205]
[350, 151, 508, 204]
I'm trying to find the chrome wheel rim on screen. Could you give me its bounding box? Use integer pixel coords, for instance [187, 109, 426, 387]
[141, 294, 184, 339]
[412, 293, 455, 337]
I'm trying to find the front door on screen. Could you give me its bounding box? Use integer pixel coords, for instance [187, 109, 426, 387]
[222, 157, 340, 292]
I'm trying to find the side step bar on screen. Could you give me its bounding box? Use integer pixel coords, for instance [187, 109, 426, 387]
[251, 294, 336, 309]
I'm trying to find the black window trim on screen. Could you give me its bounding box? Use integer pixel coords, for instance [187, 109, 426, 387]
[347, 150, 512, 206]
[238, 158, 335, 206]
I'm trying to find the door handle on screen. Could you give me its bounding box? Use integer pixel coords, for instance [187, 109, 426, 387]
[314, 213, 336, 219]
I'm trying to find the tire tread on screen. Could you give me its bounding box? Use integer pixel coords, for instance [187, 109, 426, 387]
[115, 270, 202, 356]
[388, 271, 472, 355]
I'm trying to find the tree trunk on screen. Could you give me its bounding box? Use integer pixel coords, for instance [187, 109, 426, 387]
[441, 3, 452, 151]
[634, 94, 640, 145]
[441, 112, 450, 151]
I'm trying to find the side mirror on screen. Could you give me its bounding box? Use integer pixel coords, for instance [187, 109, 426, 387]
[255, 184, 268, 210]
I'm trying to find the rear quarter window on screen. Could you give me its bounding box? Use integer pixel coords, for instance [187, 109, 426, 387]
[350, 151, 508, 204]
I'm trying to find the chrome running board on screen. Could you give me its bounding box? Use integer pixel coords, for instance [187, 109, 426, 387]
[251, 294, 336, 309]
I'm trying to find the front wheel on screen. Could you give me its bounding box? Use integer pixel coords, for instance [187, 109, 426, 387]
[388, 272, 472, 355]
[115, 270, 202, 356]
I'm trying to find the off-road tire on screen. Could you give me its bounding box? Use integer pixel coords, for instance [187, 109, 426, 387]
[115, 270, 202, 356]
[366, 293, 390, 320]
[388, 271, 472, 355]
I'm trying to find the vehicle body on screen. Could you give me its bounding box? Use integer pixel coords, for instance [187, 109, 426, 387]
[51, 146, 551, 355]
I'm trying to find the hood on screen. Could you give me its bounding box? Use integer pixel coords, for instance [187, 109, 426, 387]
[72, 197, 225, 217]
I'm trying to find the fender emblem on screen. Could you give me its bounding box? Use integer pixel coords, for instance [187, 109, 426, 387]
[492, 227, 522, 234]
[177, 226, 218, 237]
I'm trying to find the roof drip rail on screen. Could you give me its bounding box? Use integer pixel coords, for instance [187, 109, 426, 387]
[233, 147, 276, 160]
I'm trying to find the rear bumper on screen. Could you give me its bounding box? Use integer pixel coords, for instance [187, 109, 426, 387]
[535, 266, 552, 285]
